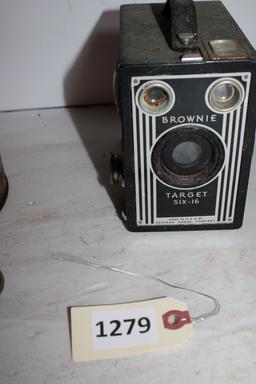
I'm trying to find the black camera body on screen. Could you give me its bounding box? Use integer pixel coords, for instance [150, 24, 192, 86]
[113, 0, 256, 231]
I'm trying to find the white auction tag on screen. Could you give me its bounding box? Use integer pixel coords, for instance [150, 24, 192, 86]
[71, 297, 193, 362]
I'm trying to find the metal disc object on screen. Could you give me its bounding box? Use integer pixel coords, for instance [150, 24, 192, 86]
[0, 271, 4, 294]
[0, 155, 8, 211]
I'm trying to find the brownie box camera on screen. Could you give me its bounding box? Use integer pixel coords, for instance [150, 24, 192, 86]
[112, 0, 256, 231]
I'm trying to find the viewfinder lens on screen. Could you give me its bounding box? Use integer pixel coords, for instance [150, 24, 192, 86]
[208, 79, 243, 112]
[138, 81, 175, 115]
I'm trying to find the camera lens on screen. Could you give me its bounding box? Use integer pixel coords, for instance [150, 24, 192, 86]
[151, 126, 225, 189]
[138, 81, 175, 115]
[172, 141, 202, 166]
[208, 79, 244, 112]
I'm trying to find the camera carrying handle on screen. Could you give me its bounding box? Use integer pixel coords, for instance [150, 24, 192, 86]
[163, 0, 199, 51]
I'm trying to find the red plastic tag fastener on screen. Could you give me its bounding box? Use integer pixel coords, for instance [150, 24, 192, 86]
[162, 310, 192, 330]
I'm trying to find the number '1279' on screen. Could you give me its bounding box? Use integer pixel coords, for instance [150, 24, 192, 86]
[96, 317, 151, 337]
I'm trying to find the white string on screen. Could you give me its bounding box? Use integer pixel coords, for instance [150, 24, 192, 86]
[55, 252, 220, 324]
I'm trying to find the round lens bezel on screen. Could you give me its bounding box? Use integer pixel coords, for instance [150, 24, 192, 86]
[150, 124, 226, 190]
[206, 78, 244, 114]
